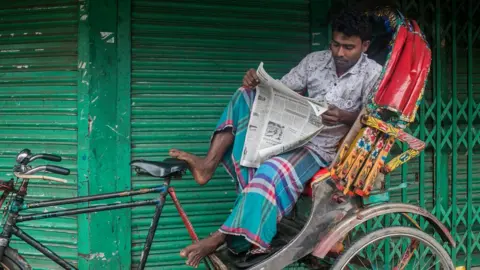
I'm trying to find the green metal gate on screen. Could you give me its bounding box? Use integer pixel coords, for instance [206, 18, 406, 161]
[335, 0, 480, 268]
[130, 0, 312, 268]
[0, 0, 479, 269]
[411, 0, 480, 267]
[0, 0, 79, 268]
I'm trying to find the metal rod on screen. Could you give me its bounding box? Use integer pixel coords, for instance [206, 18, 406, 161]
[418, 0, 427, 265]
[22, 166, 47, 175]
[384, 164, 391, 261]
[0, 191, 10, 209]
[24, 186, 166, 210]
[434, 0, 443, 221]
[137, 194, 166, 270]
[168, 187, 199, 241]
[451, 0, 458, 265]
[168, 187, 228, 270]
[467, 0, 473, 266]
[13, 226, 77, 270]
[0, 215, 16, 263]
[17, 199, 160, 223]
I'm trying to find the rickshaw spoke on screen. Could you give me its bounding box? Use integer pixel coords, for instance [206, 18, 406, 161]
[394, 239, 420, 270]
[331, 227, 453, 270]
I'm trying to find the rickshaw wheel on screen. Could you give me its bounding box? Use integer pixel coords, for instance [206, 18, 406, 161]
[331, 226, 454, 270]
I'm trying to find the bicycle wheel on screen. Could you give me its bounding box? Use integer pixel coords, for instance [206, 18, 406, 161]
[0, 248, 30, 270]
[331, 226, 454, 270]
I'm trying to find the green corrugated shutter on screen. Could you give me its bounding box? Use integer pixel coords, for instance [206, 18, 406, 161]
[0, 1, 78, 269]
[131, 0, 310, 268]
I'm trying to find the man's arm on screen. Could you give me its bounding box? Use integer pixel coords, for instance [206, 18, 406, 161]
[242, 53, 313, 90]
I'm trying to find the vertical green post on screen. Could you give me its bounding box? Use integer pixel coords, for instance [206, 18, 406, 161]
[400, 0, 408, 207]
[417, 2, 427, 265]
[384, 171, 391, 261]
[467, 0, 473, 266]
[77, 0, 132, 268]
[117, 0, 132, 267]
[451, 0, 458, 265]
[418, 0, 426, 212]
[401, 142, 408, 204]
[402, 0, 409, 207]
[418, 0, 432, 268]
[434, 0, 447, 220]
[327, 0, 332, 43]
[310, 0, 331, 51]
[77, 1, 91, 269]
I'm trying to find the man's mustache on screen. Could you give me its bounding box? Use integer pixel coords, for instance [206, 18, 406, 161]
[334, 57, 353, 67]
[334, 57, 348, 63]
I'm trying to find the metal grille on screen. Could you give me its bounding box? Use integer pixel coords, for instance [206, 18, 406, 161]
[129, 0, 311, 268]
[337, 0, 480, 268]
[0, 0, 79, 268]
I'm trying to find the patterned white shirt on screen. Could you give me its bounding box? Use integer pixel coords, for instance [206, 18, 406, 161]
[280, 50, 382, 163]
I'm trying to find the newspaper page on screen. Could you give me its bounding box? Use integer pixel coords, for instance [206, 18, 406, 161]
[240, 62, 328, 168]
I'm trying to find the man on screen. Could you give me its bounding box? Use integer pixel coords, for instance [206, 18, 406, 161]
[169, 8, 382, 267]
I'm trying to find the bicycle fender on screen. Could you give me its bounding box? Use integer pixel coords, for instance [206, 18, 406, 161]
[311, 202, 456, 258]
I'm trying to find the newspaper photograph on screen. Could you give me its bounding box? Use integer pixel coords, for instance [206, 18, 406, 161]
[240, 62, 328, 168]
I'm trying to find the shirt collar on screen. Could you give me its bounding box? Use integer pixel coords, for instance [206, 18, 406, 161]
[323, 51, 367, 76]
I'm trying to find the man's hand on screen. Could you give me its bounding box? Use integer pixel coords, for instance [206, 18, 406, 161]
[322, 105, 359, 126]
[243, 69, 260, 89]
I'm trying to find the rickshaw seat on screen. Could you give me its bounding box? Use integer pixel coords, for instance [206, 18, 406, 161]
[302, 168, 330, 197]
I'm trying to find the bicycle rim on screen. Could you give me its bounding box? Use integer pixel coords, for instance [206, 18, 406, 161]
[332, 226, 454, 270]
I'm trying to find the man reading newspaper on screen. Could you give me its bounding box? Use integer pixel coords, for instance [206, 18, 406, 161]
[169, 8, 382, 267]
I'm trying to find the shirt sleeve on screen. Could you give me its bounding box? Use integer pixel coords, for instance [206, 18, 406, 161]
[362, 62, 383, 104]
[280, 53, 315, 92]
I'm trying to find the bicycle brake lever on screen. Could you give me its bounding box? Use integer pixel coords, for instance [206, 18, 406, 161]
[16, 149, 63, 165]
[16, 149, 31, 164]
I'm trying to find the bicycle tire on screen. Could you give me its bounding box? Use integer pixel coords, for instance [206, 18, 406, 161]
[331, 226, 454, 270]
[0, 248, 30, 270]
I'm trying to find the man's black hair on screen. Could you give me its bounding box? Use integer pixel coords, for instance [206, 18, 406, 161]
[331, 8, 372, 41]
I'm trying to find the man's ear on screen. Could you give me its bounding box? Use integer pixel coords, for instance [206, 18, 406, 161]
[362, 40, 371, 53]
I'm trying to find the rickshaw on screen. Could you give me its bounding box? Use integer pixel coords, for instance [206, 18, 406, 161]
[0, 6, 455, 270]
[182, 7, 456, 269]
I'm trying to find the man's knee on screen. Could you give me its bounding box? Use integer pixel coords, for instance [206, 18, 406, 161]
[252, 158, 284, 184]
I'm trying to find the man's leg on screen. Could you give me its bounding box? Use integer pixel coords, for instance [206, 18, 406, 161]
[177, 146, 327, 267]
[220, 147, 328, 254]
[169, 87, 256, 267]
[169, 87, 255, 186]
[169, 130, 233, 185]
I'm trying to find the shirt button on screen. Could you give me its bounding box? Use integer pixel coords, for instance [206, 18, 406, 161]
[334, 83, 337, 86]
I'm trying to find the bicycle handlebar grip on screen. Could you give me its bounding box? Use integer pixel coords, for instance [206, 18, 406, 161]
[45, 165, 70, 176]
[41, 154, 62, 162]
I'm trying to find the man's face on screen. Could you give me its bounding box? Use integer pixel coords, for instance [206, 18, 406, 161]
[330, 31, 370, 71]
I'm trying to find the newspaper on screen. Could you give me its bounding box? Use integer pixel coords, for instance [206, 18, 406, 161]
[240, 62, 328, 168]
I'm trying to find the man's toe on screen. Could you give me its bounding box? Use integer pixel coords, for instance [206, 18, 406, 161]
[180, 244, 195, 258]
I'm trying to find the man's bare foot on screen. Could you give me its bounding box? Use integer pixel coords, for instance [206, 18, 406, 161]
[169, 149, 216, 185]
[180, 231, 226, 267]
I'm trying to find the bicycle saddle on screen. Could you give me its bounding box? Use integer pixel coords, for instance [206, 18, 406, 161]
[130, 158, 188, 178]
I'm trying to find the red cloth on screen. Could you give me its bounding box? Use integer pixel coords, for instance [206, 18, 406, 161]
[373, 21, 432, 122]
[302, 168, 330, 197]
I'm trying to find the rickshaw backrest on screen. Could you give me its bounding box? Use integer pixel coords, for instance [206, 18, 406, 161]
[310, 8, 431, 198]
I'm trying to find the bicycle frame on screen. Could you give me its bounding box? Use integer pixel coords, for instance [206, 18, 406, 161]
[0, 176, 188, 270]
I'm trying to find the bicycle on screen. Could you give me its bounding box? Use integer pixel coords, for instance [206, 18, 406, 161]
[0, 148, 229, 270]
